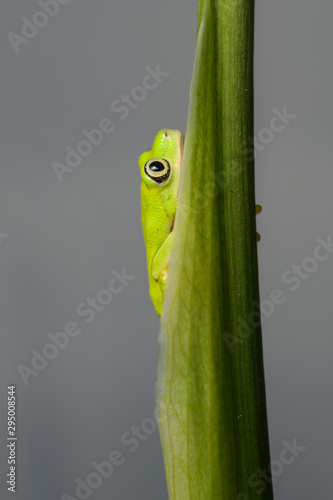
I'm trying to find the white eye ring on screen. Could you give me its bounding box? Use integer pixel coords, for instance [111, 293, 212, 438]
[144, 158, 171, 184]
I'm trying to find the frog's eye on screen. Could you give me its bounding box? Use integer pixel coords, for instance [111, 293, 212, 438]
[144, 158, 171, 184]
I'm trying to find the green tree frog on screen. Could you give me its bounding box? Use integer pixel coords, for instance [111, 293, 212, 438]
[138, 129, 262, 316]
[138, 129, 184, 316]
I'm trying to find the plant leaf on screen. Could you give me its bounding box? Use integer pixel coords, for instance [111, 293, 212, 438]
[156, 1, 274, 499]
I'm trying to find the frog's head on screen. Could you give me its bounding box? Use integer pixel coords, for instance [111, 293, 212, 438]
[138, 129, 184, 197]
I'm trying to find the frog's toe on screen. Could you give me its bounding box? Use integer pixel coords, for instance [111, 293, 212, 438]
[158, 268, 168, 287]
[256, 204, 262, 241]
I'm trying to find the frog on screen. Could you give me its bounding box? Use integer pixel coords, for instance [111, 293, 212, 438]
[138, 129, 262, 316]
[138, 129, 184, 316]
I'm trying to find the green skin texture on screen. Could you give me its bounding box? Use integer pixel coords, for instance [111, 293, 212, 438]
[138, 129, 184, 316]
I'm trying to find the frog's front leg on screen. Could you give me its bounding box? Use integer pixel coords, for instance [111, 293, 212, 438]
[152, 231, 174, 312]
[157, 268, 168, 298]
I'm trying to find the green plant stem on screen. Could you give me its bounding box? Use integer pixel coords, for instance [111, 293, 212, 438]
[155, 1, 273, 499]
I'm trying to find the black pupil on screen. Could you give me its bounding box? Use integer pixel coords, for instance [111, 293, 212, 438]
[150, 161, 165, 172]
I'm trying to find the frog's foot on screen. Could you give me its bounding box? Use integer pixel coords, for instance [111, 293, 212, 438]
[255, 204, 262, 242]
[158, 268, 168, 290]
[151, 269, 168, 317]
[158, 268, 168, 302]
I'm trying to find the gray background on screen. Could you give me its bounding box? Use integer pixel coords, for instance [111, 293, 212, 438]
[0, 0, 332, 498]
